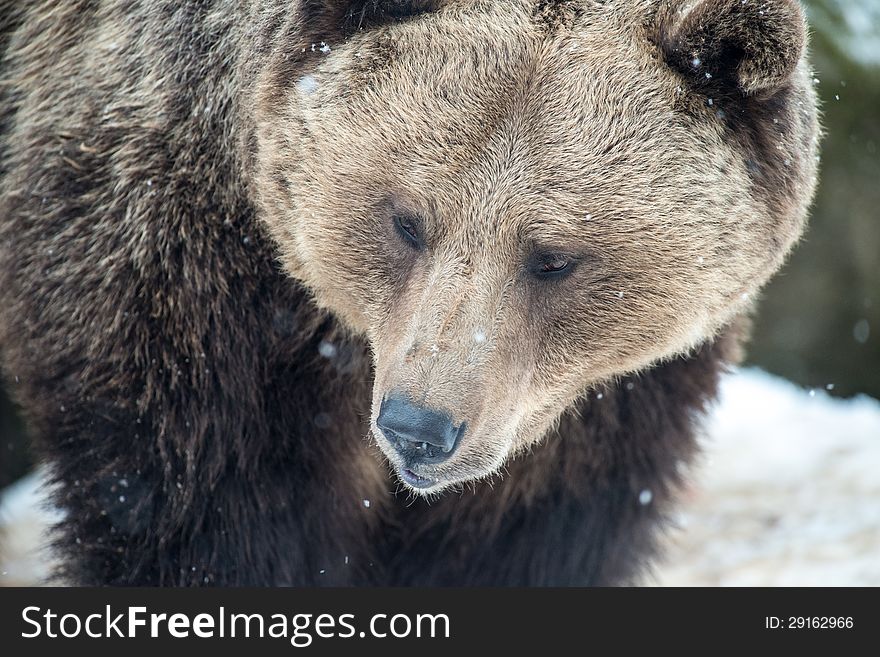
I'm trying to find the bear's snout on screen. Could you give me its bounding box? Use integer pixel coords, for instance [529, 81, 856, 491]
[376, 395, 465, 472]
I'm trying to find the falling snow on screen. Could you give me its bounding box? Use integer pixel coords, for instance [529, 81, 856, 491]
[853, 319, 870, 344]
[318, 340, 338, 359]
[297, 75, 319, 95]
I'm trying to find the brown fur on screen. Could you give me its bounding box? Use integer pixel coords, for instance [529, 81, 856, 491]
[0, 0, 818, 585]
[254, 0, 819, 492]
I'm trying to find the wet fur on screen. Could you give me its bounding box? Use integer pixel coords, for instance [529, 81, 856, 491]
[0, 0, 816, 585]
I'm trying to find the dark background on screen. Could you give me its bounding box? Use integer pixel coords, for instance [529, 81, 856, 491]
[2, 0, 878, 489]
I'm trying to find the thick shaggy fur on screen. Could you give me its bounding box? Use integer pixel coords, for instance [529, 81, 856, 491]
[0, 0, 818, 585]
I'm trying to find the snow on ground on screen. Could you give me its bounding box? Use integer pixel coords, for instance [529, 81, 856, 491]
[653, 368, 880, 586]
[1, 368, 879, 586]
[0, 472, 62, 586]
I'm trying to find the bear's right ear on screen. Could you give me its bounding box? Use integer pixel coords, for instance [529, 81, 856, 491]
[655, 0, 807, 97]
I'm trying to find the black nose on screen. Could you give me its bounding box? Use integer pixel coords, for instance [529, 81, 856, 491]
[376, 396, 464, 463]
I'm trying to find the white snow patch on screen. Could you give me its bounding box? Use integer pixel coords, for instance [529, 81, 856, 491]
[0, 472, 63, 586]
[653, 368, 880, 586]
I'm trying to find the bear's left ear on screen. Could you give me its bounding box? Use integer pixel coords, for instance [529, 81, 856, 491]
[655, 0, 807, 97]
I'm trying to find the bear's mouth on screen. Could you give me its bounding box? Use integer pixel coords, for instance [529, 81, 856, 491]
[399, 468, 437, 489]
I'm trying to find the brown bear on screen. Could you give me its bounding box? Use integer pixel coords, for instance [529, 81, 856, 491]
[0, 0, 819, 585]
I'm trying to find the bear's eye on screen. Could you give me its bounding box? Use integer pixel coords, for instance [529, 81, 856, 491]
[529, 252, 574, 280]
[394, 214, 424, 250]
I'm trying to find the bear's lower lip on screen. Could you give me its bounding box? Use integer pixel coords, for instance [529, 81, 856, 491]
[400, 468, 436, 488]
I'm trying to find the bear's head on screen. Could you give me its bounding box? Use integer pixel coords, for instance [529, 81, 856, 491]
[253, 0, 819, 494]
